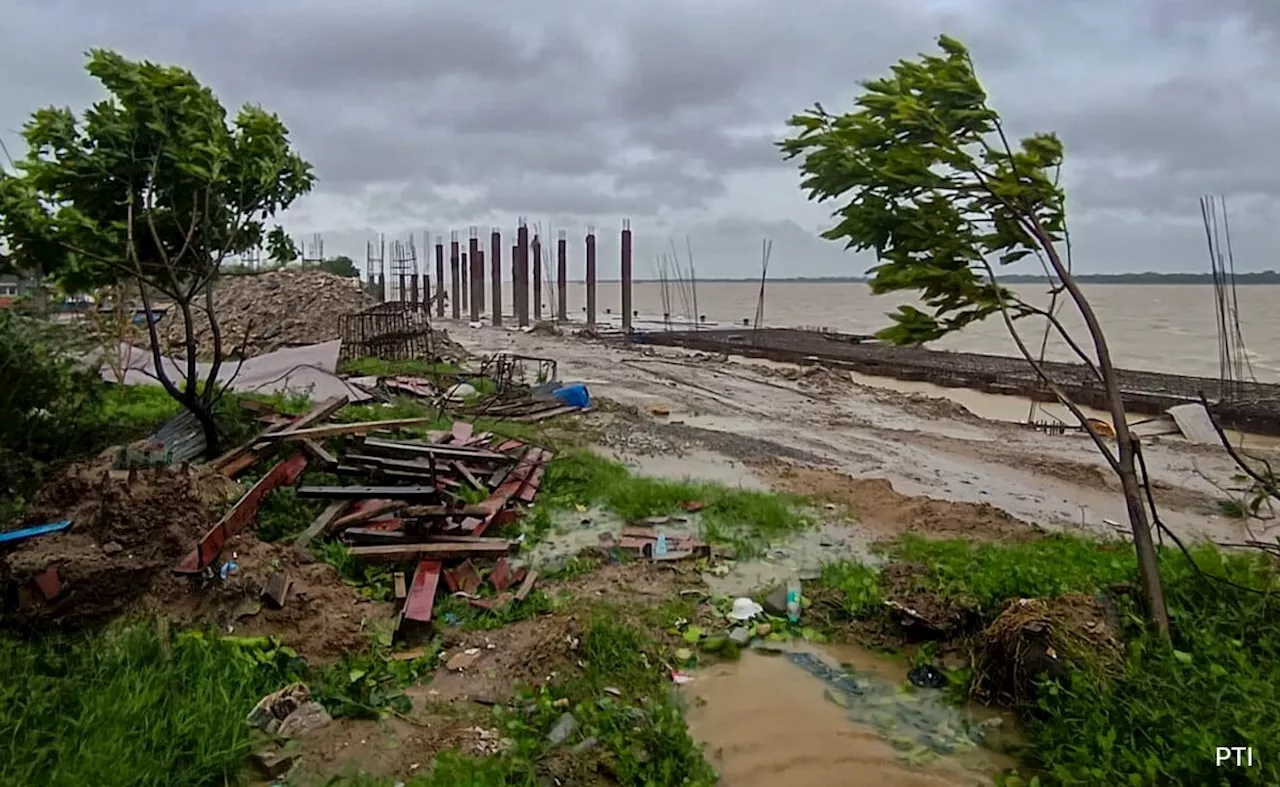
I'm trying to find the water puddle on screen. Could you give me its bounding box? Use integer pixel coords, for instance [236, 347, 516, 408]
[685, 645, 1019, 786]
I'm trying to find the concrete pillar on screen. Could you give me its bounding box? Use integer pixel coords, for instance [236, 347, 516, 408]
[468, 229, 481, 323]
[516, 220, 530, 328]
[532, 234, 543, 322]
[585, 227, 597, 328]
[435, 241, 445, 317]
[556, 230, 567, 322]
[621, 218, 633, 333]
[450, 231, 461, 320]
[490, 229, 503, 327]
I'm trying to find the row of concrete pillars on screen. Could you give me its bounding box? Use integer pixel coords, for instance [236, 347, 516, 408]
[379, 220, 634, 331]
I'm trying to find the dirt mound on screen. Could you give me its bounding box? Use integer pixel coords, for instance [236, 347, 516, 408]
[154, 268, 374, 359]
[1, 462, 389, 660]
[760, 464, 1041, 542]
[971, 593, 1123, 706]
[3, 463, 237, 628]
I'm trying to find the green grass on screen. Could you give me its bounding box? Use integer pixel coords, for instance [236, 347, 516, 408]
[0, 623, 298, 787]
[434, 590, 557, 631]
[534, 449, 809, 555]
[819, 536, 1280, 786]
[339, 357, 499, 396]
[325, 611, 716, 787]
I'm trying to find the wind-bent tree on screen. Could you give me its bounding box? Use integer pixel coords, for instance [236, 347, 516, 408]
[265, 225, 299, 266]
[778, 34, 1170, 636]
[0, 50, 314, 455]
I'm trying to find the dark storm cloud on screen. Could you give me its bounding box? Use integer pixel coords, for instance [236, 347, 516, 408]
[5, 0, 1280, 273]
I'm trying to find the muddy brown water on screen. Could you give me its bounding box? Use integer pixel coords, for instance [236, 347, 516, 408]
[684, 645, 1019, 786]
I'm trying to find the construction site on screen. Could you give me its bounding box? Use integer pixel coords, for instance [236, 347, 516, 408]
[2, 214, 1277, 786]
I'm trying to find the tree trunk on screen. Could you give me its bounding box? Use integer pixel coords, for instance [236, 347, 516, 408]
[185, 397, 222, 458]
[1031, 220, 1171, 639]
[1115, 434, 1171, 636]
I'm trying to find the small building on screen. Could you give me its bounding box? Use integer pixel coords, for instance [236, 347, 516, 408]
[0, 274, 39, 309]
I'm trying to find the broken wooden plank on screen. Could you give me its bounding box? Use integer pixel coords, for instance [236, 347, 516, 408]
[262, 572, 291, 608]
[343, 528, 409, 544]
[291, 501, 347, 551]
[401, 504, 490, 518]
[330, 499, 407, 529]
[402, 560, 442, 623]
[297, 485, 439, 501]
[343, 453, 440, 479]
[300, 439, 338, 467]
[260, 417, 438, 442]
[443, 559, 483, 594]
[495, 439, 525, 453]
[468, 448, 541, 537]
[453, 462, 484, 490]
[514, 569, 538, 601]
[211, 396, 347, 476]
[360, 438, 509, 462]
[348, 540, 516, 563]
[176, 453, 310, 573]
[393, 572, 408, 599]
[492, 558, 514, 591]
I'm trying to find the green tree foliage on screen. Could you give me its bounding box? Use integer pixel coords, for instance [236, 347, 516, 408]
[778, 34, 1066, 346]
[778, 35, 1170, 635]
[0, 313, 110, 512]
[318, 255, 359, 278]
[0, 49, 315, 454]
[265, 225, 299, 265]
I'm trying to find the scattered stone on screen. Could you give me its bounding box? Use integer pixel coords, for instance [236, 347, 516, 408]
[446, 648, 483, 671]
[251, 750, 296, 779]
[603, 687, 622, 697]
[763, 585, 789, 617]
[276, 701, 332, 738]
[755, 623, 773, 637]
[728, 626, 752, 647]
[548, 712, 578, 746]
[101, 541, 123, 555]
[570, 736, 599, 755]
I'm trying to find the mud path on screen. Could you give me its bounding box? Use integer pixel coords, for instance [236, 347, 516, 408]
[451, 325, 1262, 544]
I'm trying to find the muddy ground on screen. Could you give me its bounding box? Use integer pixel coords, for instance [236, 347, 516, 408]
[449, 323, 1268, 546]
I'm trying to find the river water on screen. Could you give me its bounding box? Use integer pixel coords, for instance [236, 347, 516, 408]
[474, 281, 1280, 383]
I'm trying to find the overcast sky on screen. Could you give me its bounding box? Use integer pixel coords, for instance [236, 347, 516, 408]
[4, 0, 1280, 278]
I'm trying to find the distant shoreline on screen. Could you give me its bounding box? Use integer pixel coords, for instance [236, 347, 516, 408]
[588, 273, 1280, 285]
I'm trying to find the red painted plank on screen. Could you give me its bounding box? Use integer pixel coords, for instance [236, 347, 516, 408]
[175, 453, 309, 573]
[403, 560, 442, 622]
[496, 439, 525, 453]
[492, 558, 513, 591]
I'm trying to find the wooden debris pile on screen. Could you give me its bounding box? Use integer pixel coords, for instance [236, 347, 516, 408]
[181, 394, 553, 632]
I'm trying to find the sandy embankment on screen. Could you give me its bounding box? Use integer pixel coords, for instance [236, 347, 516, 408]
[447, 323, 1268, 548]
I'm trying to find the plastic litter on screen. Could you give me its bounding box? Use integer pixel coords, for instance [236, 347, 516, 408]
[220, 561, 239, 580]
[728, 597, 764, 621]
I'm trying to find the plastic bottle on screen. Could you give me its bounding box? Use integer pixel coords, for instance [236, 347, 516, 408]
[655, 531, 669, 557]
[785, 576, 802, 624]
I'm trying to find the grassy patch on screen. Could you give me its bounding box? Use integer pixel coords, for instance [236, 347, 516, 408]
[886, 534, 1139, 614]
[536, 450, 808, 555]
[434, 590, 558, 631]
[0, 623, 297, 787]
[312, 541, 397, 601]
[820, 536, 1280, 786]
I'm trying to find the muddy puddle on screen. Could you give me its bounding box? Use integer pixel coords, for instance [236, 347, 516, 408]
[685, 645, 1019, 786]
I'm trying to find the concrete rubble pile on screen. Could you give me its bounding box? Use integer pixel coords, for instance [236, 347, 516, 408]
[157, 269, 375, 359]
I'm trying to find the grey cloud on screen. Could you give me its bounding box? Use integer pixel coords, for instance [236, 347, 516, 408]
[5, 0, 1280, 276]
